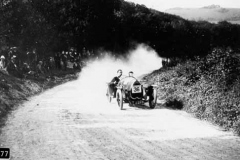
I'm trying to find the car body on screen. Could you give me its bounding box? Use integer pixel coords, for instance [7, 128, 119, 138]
[107, 76, 157, 110]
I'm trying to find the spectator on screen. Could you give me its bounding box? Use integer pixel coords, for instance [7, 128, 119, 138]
[22, 63, 35, 77]
[22, 63, 30, 74]
[87, 50, 91, 58]
[42, 59, 49, 73]
[0, 55, 7, 70]
[49, 57, 55, 70]
[54, 52, 61, 70]
[73, 60, 80, 70]
[7, 47, 13, 61]
[69, 51, 74, 62]
[54, 52, 58, 69]
[0, 55, 8, 75]
[73, 52, 79, 59]
[7, 55, 20, 77]
[36, 61, 44, 75]
[61, 51, 68, 70]
[32, 48, 38, 63]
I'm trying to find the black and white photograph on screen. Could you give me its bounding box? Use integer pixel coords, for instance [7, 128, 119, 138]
[0, 0, 240, 159]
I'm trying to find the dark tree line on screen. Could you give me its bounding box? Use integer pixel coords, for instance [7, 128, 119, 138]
[0, 0, 240, 59]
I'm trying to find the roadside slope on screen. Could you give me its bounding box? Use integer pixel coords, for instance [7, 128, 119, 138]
[0, 71, 78, 130]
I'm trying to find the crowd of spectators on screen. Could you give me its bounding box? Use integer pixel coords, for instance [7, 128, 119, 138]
[0, 47, 85, 79]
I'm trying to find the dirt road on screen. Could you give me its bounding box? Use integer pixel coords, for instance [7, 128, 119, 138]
[1, 78, 240, 160]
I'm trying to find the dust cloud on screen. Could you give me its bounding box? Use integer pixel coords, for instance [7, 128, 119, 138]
[73, 44, 162, 109]
[78, 44, 162, 84]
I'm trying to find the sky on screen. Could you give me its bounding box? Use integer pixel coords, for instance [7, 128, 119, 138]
[124, 0, 240, 11]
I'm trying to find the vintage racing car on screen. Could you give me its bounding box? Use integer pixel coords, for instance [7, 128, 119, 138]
[107, 76, 157, 110]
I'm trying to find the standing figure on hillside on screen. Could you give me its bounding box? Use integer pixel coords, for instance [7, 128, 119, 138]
[54, 52, 61, 70]
[22, 62, 35, 77]
[73, 60, 81, 70]
[0, 55, 6, 70]
[7, 55, 20, 77]
[61, 51, 68, 71]
[49, 57, 55, 70]
[36, 61, 44, 76]
[0, 55, 8, 74]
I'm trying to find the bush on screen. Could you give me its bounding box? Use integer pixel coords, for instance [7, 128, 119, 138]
[197, 48, 240, 89]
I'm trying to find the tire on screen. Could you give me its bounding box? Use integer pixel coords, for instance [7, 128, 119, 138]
[149, 89, 157, 109]
[116, 89, 123, 110]
[129, 100, 133, 107]
[106, 87, 112, 103]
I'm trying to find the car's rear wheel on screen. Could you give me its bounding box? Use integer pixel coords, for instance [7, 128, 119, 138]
[149, 88, 157, 109]
[116, 89, 123, 110]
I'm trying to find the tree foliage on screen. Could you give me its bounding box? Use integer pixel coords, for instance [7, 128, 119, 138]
[0, 0, 240, 59]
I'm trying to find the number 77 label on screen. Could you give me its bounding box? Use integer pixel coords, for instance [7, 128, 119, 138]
[0, 148, 10, 159]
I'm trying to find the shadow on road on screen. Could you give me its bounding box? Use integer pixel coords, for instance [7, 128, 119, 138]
[122, 99, 183, 111]
[123, 102, 165, 110]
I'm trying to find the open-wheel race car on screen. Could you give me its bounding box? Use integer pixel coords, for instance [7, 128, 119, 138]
[106, 76, 157, 110]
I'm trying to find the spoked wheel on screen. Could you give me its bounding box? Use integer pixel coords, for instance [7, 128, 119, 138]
[106, 87, 112, 103]
[149, 89, 157, 109]
[116, 89, 123, 110]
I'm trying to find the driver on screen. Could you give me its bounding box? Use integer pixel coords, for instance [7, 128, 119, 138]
[129, 71, 133, 77]
[109, 69, 122, 98]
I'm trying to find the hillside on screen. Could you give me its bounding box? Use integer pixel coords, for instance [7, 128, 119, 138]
[0, 70, 78, 129]
[165, 5, 240, 24]
[144, 48, 240, 135]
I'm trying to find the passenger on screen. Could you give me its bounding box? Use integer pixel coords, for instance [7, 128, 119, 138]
[109, 69, 122, 98]
[111, 69, 122, 84]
